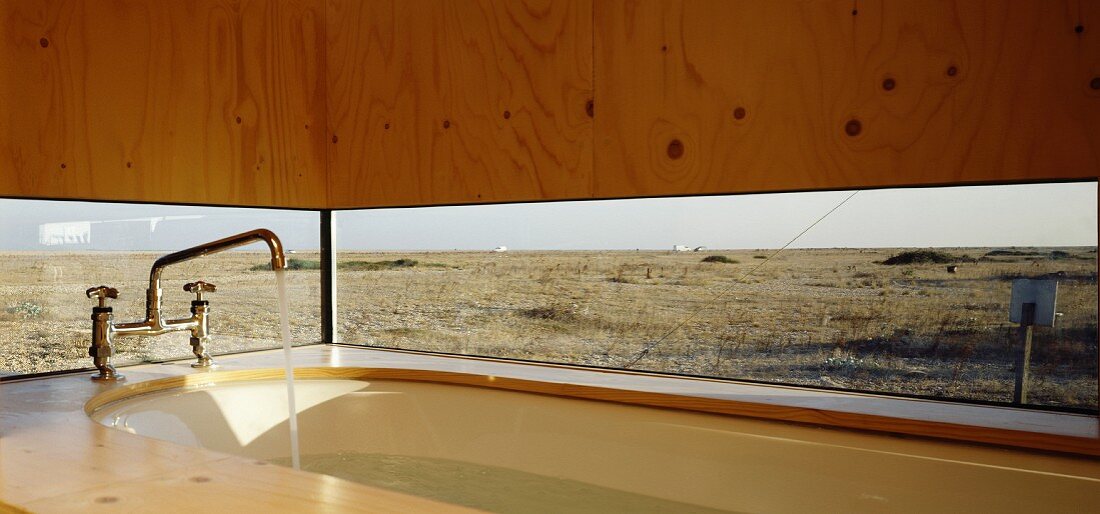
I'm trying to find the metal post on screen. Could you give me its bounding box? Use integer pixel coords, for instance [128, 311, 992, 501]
[1012, 302, 1035, 404]
[320, 210, 337, 344]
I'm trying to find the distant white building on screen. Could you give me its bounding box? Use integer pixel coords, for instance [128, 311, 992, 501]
[492, 246, 508, 253]
[37, 215, 205, 249]
[673, 245, 690, 252]
[38, 221, 90, 246]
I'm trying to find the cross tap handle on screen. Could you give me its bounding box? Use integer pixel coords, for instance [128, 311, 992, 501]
[184, 281, 217, 301]
[85, 286, 119, 308]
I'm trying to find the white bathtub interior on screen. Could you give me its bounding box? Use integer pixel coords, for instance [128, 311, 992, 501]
[89, 376, 1100, 513]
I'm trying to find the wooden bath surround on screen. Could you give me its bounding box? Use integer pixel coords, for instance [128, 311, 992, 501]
[2, 345, 1098, 512]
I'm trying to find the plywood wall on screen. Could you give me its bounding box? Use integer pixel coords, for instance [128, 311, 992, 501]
[325, 0, 593, 208]
[1, 0, 1097, 209]
[0, 0, 328, 208]
[592, 0, 1100, 200]
[329, 0, 1098, 208]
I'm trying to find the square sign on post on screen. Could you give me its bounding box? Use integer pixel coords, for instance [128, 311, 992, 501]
[1009, 279, 1058, 326]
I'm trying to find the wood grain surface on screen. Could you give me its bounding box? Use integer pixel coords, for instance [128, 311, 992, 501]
[20, 457, 479, 513]
[592, 0, 1100, 199]
[1, 359, 480, 512]
[0, 0, 328, 208]
[325, 0, 594, 208]
[2, 0, 1096, 208]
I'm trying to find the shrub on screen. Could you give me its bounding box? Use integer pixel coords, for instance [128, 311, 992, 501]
[250, 258, 321, 271]
[881, 250, 956, 265]
[702, 255, 738, 264]
[984, 249, 1041, 257]
[823, 355, 864, 370]
[251, 258, 430, 272]
[287, 259, 322, 270]
[753, 255, 768, 259]
[1048, 250, 1087, 260]
[519, 304, 577, 322]
[6, 301, 43, 319]
[338, 259, 419, 271]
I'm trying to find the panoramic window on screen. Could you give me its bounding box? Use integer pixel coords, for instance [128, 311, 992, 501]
[335, 182, 1098, 410]
[0, 199, 321, 376]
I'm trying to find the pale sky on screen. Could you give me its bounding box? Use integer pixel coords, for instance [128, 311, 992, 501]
[0, 182, 1095, 251]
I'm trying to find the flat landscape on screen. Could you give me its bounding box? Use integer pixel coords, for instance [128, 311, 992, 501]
[2, 247, 1096, 409]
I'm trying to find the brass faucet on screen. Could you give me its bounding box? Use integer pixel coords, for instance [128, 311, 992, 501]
[86, 229, 287, 381]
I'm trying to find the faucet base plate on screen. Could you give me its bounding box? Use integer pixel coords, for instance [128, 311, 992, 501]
[91, 373, 125, 382]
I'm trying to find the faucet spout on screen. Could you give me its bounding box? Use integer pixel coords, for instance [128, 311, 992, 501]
[132, 228, 283, 330]
[113, 229, 285, 333]
[151, 228, 287, 282]
[131, 228, 286, 325]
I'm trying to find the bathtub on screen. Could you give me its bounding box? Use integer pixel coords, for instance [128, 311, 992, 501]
[87, 367, 1100, 513]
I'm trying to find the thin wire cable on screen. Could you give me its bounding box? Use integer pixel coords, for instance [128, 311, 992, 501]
[623, 190, 861, 368]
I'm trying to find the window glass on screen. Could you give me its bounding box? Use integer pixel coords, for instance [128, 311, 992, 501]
[0, 199, 320, 376]
[335, 183, 1098, 410]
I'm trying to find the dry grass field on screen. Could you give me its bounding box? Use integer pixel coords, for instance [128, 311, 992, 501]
[2, 247, 1096, 410]
[335, 247, 1097, 410]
